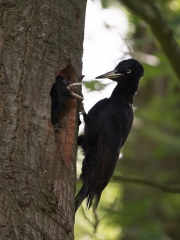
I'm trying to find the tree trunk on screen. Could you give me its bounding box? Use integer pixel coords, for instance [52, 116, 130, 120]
[0, 1, 87, 239]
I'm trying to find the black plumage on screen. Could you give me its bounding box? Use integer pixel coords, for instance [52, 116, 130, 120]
[75, 58, 144, 212]
[50, 72, 83, 125]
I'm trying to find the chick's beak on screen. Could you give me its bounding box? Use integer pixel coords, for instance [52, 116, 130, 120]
[96, 70, 123, 80]
[68, 82, 84, 100]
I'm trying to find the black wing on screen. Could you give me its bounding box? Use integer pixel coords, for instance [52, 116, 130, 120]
[98, 101, 134, 151]
[76, 99, 134, 211]
[87, 101, 134, 210]
[78, 98, 109, 154]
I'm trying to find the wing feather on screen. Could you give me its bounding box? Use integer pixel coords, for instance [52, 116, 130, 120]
[87, 101, 133, 210]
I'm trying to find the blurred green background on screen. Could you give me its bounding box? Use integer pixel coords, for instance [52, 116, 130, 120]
[75, 0, 180, 239]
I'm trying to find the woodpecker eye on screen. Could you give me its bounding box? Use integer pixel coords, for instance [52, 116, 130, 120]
[63, 79, 67, 84]
[126, 69, 131, 74]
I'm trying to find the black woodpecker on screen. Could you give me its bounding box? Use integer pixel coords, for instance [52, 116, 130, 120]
[75, 58, 144, 212]
[50, 72, 83, 125]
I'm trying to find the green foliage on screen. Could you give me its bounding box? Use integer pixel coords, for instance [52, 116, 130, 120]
[100, 0, 110, 8]
[75, 182, 122, 240]
[83, 80, 110, 92]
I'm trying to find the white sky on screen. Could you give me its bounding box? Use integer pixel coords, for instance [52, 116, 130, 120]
[82, 0, 129, 113]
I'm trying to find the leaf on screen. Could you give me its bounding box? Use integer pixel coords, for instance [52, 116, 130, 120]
[83, 80, 110, 92]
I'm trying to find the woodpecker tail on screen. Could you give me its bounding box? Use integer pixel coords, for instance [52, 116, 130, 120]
[75, 184, 89, 212]
[75, 184, 102, 212]
[92, 193, 101, 212]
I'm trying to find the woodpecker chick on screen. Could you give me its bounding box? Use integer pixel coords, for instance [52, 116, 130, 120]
[50, 72, 83, 125]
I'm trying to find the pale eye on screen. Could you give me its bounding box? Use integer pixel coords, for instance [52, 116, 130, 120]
[63, 79, 67, 84]
[126, 69, 131, 74]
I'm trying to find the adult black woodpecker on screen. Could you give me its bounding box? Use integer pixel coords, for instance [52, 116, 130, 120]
[50, 72, 83, 125]
[75, 58, 144, 212]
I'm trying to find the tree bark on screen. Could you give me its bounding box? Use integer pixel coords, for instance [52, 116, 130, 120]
[0, 0, 87, 239]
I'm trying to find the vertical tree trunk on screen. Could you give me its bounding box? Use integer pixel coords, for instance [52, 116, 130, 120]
[0, 1, 87, 239]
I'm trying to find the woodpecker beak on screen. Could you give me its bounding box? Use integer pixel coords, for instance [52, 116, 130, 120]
[68, 82, 83, 100]
[96, 70, 123, 80]
[68, 83, 83, 87]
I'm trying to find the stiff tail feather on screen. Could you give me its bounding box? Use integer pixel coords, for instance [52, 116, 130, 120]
[75, 184, 89, 212]
[75, 184, 102, 212]
[92, 192, 101, 212]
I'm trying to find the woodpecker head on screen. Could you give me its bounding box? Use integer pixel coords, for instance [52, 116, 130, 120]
[56, 72, 83, 100]
[96, 59, 144, 82]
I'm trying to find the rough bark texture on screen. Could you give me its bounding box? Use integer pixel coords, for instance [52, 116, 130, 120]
[0, 0, 87, 239]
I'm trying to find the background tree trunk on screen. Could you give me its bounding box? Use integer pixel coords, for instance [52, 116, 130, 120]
[0, 1, 87, 239]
